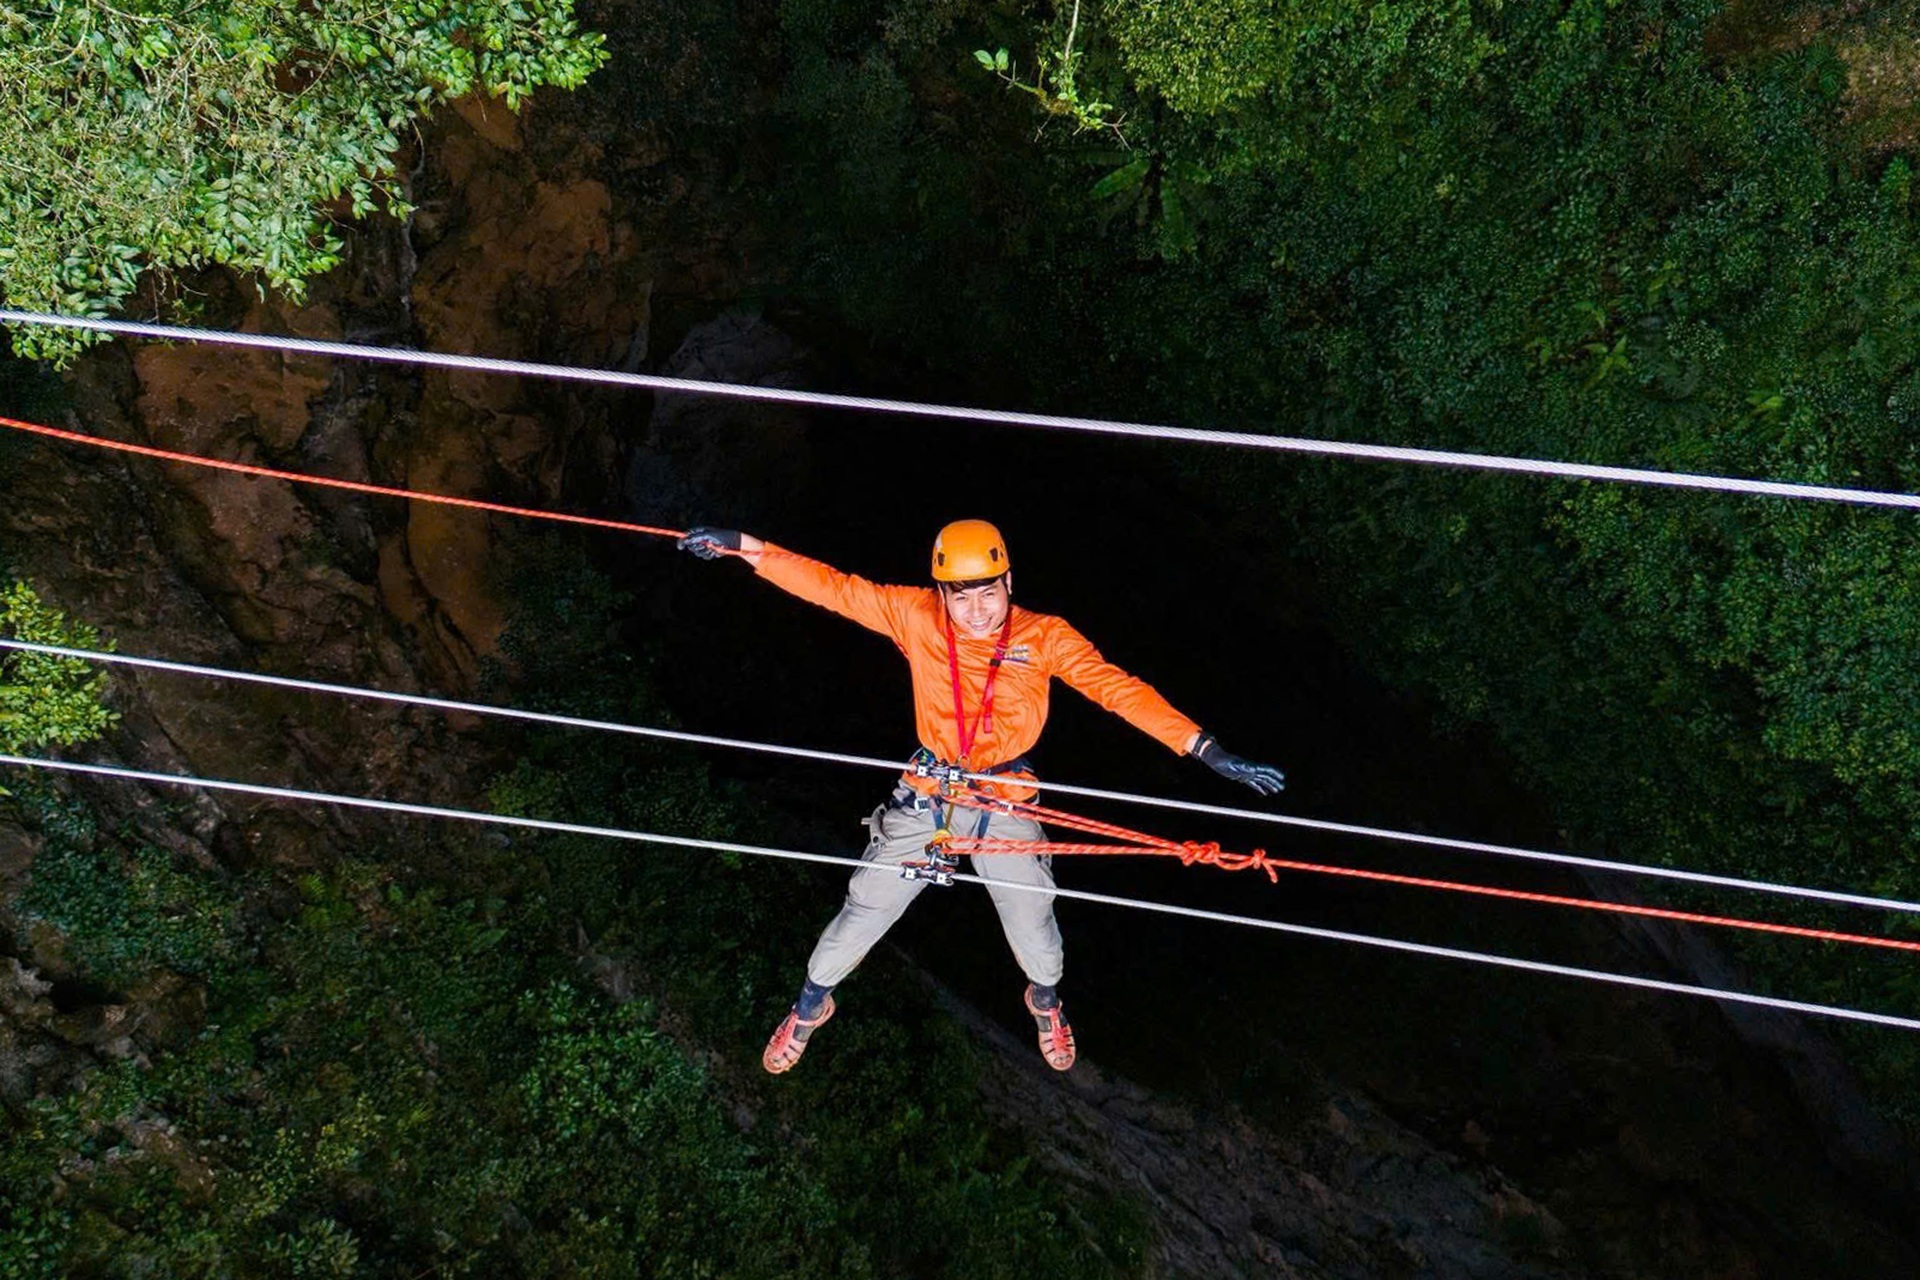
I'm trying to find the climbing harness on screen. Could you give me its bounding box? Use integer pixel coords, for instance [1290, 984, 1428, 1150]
[894, 790, 994, 888]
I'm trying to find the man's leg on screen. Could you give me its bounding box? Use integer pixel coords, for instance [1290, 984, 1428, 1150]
[766, 795, 940, 1074]
[968, 809, 1063, 987]
[969, 807, 1076, 1070]
[805, 798, 941, 986]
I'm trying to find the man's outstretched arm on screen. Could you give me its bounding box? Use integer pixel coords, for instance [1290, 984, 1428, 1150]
[678, 526, 914, 643]
[1048, 621, 1285, 796]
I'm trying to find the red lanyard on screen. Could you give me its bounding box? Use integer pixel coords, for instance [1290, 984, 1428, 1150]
[945, 613, 1014, 765]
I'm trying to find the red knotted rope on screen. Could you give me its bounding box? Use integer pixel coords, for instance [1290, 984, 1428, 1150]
[939, 785, 1920, 955]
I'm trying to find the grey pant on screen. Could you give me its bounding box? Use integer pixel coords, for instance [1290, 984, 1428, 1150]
[806, 787, 1063, 987]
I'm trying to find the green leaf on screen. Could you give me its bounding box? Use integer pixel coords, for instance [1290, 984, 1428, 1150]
[1091, 156, 1150, 199]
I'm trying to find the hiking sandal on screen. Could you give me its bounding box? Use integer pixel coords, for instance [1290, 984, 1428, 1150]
[1024, 984, 1076, 1072]
[762, 996, 836, 1075]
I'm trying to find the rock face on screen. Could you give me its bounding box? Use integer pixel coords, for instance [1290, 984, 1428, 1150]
[624, 311, 814, 529]
[40, 92, 658, 694]
[0, 91, 646, 1149]
[403, 105, 651, 673]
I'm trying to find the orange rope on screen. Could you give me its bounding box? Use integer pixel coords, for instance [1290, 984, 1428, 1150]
[0, 415, 689, 541]
[942, 786, 1920, 955]
[954, 836, 1920, 952]
[946, 788, 1171, 846]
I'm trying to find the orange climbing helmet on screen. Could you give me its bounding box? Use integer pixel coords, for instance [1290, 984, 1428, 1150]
[931, 519, 1010, 583]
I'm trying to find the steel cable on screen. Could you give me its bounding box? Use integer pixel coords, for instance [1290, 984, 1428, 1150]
[5, 752, 1917, 1033]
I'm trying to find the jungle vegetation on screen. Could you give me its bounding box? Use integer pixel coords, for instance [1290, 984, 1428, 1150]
[5, 0, 1920, 1273]
[0, 0, 606, 361]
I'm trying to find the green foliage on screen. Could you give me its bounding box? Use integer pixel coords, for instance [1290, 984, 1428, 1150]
[0, 581, 116, 759]
[1, 856, 840, 1277]
[0, 1064, 125, 1280]
[973, 1, 1126, 139]
[17, 828, 241, 986]
[1090, 9, 1920, 1108]
[0, 0, 608, 362]
[1107, 0, 1499, 120]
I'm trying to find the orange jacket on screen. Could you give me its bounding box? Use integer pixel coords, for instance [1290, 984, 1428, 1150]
[755, 545, 1201, 770]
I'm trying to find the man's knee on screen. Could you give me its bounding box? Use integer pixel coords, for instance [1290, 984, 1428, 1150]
[843, 859, 923, 914]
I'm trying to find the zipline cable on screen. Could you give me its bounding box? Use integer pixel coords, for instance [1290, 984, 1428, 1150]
[6, 309, 1920, 511]
[11, 636, 1920, 918]
[0, 638, 904, 775]
[4, 752, 1917, 1033]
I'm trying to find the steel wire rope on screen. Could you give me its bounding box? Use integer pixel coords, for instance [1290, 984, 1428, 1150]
[7, 309, 1920, 509]
[4, 752, 1918, 1033]
[11, 636, 1920, 918]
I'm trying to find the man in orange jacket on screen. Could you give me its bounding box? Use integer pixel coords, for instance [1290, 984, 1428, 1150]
[679, 520, 1283, 1073]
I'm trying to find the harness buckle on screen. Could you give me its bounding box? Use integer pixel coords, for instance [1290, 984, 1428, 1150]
[899, 828, 960, 888]
[910, 757, 971, 788]
[899, 861, 955, 887]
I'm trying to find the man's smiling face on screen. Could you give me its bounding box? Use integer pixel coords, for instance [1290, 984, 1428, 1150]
[942, 574, 1012, 638]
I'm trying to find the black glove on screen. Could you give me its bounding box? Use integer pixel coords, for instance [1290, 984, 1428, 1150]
[678, 527, 742, 561]
[1192, 733, 1285, 796]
